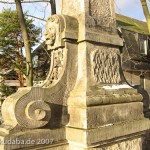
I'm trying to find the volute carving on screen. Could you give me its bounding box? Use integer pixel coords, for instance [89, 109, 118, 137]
[2, 87, 51, 129]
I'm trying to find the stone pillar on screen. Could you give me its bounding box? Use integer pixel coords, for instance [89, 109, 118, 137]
[60, 0, 150, 149]
[0, 0, 150, 150]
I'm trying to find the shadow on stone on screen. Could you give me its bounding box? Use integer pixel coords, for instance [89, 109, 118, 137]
[135, 85, 150, 118]
[134, 85, 150, 150]
[45, 103, 69, 129]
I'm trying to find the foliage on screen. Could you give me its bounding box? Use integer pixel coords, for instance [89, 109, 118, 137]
[0, 9, 41, 86]
[0, 81, 17, 101]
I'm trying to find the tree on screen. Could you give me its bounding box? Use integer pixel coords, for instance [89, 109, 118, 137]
[0, 81, 17, 102]
[0, 0, 56, 16]
[0, 9, 41, 87]
[140, 0, 150, 33]
[50, 0, 56, 15]
[15, 0, 33, 86]
[0, 0, 57, 87]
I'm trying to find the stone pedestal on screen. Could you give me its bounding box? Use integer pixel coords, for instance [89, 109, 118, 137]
[60, 0, 150, 149]
[0, 0, 150, 150]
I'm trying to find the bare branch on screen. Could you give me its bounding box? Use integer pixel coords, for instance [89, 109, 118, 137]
[0, 0, 50, 4]
[26, 14, 46, 21]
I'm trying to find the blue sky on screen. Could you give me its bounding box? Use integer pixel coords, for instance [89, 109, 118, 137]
[115, 0, 150, 21]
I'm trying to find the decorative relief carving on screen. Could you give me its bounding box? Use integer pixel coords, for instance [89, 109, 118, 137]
[43, 48, 66, 87]
[92, 48, 121, 84]
[42, 15, 67, 87]
[90, 0, 112, 18]
[16, 98, 51, 128]
[88, 0, 116, 32]
[85, 15, 96, 28]
[1, 88, 51, 129]
[51, 48, 64, 80]
[45, 15, 63, 50]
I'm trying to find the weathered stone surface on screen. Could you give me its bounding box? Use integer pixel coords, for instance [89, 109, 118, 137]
[66, 119, 150, 146]
[0, 0, 149, 150]
[0, 128, 66, 150]
[23, 143, 68, 150]
[1, 14, 79, 128]
[94, 137, 143, 150]
[61, 0, 116, 29]
[69, 137, 143, 150]
[59, 1, 150, 149]
[87, 86, 138, 95]
[92, 48, 121, 84]
[42, 15, 78, 87]
[0, 14, 78, 149]
[68, 86, 142, 107]
[45, 15, 78, 50]
[67, 102, 144, 129]
[84, 32, 123, 46]
[87, 93, 142, 106]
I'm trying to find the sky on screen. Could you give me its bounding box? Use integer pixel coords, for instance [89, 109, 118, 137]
[115, 0, 150, 21]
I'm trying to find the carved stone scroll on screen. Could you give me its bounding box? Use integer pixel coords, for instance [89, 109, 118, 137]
[16, 99, 51, 128]
[92, 48, 121, 84]
[2, 87, 51, 129]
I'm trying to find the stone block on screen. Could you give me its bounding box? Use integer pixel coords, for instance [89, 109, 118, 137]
[66, 119, 150, 147]
[22, 142, 68, 150]
[68, 102, 144, 129]
[0, 128, 66, 150]
[87, 93, 142, 106]
[69, 136, 143, 150]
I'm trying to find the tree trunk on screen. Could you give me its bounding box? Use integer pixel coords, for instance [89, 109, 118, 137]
[15, 0, 33, 86]
[16, 69, 24, 87]
[50, 0, 56, 15]
[141, 0, 150, 33]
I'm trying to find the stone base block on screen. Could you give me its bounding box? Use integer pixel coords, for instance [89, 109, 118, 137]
[22, 142, 68, 150]
[68, 136, 143, 150]
[0, 128, 66, 150]
[66, 119, 150, 147]
[68, 102, 144, 129]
